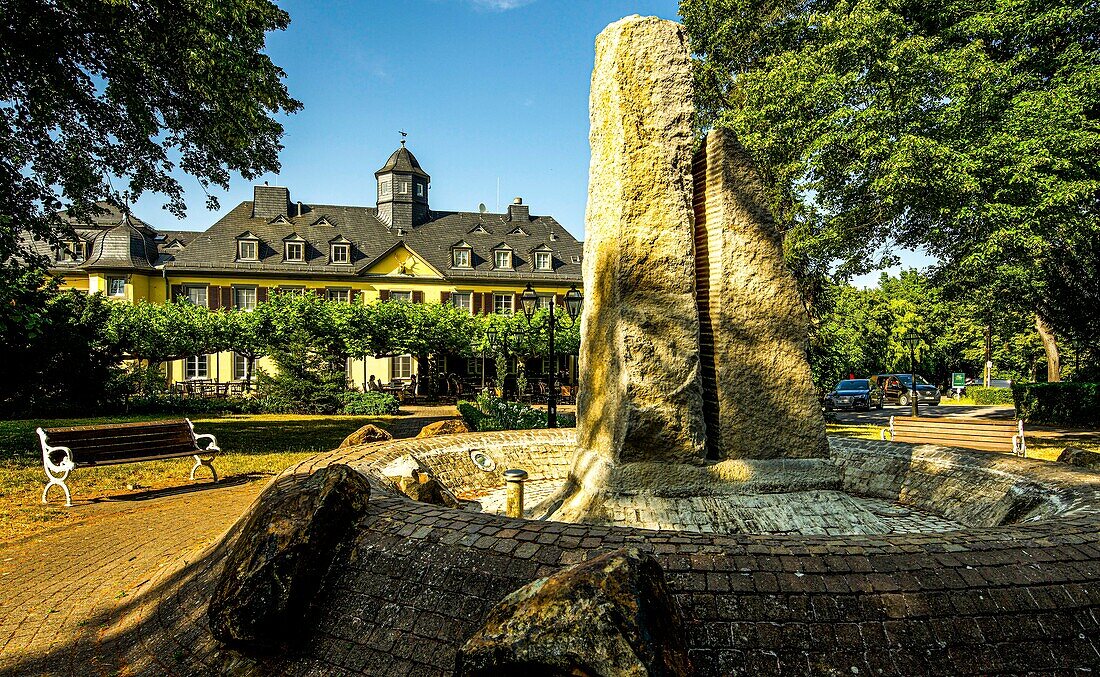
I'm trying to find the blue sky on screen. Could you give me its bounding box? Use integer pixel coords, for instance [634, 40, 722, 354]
[131, 0, 930, 285]
[133, 0, 681, 240]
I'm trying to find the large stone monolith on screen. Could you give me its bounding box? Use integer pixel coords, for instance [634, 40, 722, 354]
[575, 15, 706, 467]
[693, 128, 828, 459]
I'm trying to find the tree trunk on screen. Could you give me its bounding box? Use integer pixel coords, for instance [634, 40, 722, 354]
[1036, 314, 1061, 382]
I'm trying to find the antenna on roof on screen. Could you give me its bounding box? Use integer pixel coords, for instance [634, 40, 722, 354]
[478, 203, 487, 214]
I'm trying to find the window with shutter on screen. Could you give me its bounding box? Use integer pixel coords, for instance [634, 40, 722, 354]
[440, 291, 452, 305]
[412, 291, 423, 303]
[379, 289, 390, 301]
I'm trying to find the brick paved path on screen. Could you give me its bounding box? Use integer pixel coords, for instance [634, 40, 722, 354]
[0, 406, 456, 677]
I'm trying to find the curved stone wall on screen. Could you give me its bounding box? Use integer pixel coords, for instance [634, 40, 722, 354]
[126, 433, 1100, 676]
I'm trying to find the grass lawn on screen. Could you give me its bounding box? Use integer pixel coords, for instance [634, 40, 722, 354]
[0, 413, 399, 544]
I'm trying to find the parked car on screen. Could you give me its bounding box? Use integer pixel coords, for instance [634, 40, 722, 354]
[824, 379, 884, 411]
[871, 373, 941, 406]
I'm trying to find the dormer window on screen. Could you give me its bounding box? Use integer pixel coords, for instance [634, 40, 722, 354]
[285, 241, 305, 262]
[237, 236, 259, 262]
[331, 243, 350, 264]
[494, 249, 513, 270]
[451, 247, 473, 268]
[379, 177, 391, 198]
[534, 251, 552, 271]
[59, 239, 88, 262]
[415, 182, 425, 197]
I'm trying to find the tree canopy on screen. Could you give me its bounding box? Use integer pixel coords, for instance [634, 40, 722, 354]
[681, 0, 1100, 357]
[0, 0, 301, 268]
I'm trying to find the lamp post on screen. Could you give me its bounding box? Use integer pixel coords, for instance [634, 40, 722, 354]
[901, 331, 922, 417]
[518, 283, 583, 428]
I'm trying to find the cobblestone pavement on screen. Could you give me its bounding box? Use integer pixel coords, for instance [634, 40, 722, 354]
[0, 406, 456, 677]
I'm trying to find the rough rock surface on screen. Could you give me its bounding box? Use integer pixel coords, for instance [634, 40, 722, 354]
[1058, 446, 1100, 469]
[208, 464, 371, 651]
[456, 547, 693, 677]
[417, 419, 471, 438]
[576, 15, 705, 467]
[692, 128, 828, 459]
[380, 453, 462, 507]
[338, 423, 392, 448]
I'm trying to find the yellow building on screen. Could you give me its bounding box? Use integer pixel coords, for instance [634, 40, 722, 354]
[44, 143, 584, 390]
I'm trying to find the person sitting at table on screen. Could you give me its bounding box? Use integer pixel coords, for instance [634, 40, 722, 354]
[409, 373, 419, 397]
[368, 375, 382, 392]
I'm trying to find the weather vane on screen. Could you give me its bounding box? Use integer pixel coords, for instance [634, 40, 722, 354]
[399, 129, 407, 146]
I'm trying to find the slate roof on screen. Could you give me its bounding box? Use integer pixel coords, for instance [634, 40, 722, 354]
[34, 202, 163, 273]
[166, 200, 583, 283]
[376, 145, 430, 179]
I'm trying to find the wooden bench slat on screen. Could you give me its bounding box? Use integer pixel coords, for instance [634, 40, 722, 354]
[47, 427, 193, 444]
[59, 431, 196, 450]
[894, 439, 1014, 453]
[74, 443, 201, 462]
[79, 450, 205, 466]
[892, 430, 1018, 442]
[43, 420, 190, 434]
[891, 418, 1018, 429]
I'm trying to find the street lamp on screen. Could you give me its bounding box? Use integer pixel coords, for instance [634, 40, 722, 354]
[519, 283, 583, 428]
[901, 331, 922, 417]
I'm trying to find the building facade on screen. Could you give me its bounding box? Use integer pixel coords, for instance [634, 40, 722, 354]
[44, 143, 584, 390]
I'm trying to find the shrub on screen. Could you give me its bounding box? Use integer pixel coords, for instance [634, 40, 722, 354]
[124, 394, 259, 416]
[339, 391, 400, 416]
[1013, 382, 1100, 427]
[965, 386, 1016, 405]
[456, 394, 577, 431]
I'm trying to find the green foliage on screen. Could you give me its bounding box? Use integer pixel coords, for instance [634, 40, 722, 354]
[683, 0, 1100, 364]
[809, 269, 1045, 389]
[2, 0, 300, 269]
[338, 392, 400, 416]
[1013, 383, 1100, 427]
[123, 394, 262, 416]
[0, 269, 125, 416]
[964, 386, 1016, 406]
[456, 393, 575, 431]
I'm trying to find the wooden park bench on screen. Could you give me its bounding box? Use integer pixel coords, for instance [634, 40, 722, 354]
[880, 416, 1027, 457]
[36, 419, 221, 507]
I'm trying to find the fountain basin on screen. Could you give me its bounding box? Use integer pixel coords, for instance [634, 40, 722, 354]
[128, 431, 1100, 675]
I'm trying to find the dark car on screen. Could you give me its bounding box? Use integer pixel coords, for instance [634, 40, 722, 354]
[824, 379, 884, 411]
[871, 373, 941, 406]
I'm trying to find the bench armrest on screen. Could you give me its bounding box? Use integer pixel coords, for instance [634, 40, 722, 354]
[880, 416, 895, 441]
[185, 419, 221, 454]
[37, 428, 75, 473]
[193, 433, 220, 453]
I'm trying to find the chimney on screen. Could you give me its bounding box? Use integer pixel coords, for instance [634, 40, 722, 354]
[508, 197, 530, 222]
[296, 201, 304, 217]
[252, 184, 291, 219]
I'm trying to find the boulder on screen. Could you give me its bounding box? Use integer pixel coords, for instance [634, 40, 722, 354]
[338, 423, 392, 448]
[456, 547, 693, 677]
[576, 15, 707, 466]
[692, 128, 828, 459]
[208, 464, 371, 652]
[1057, 446, 1100, 469]
[416, 419, 471, 438]
[380, 453, 462, 508]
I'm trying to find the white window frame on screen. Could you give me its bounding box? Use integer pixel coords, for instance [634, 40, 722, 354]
[185, 355, 209, 380]
[107, 276, 127, 297]
[327, 288, 351, 303]
[416, 182, 425, 197]
[277, 286, 305, 296]
[330, 243, 350, 264]
[233, 286, 258, 311]
[451, 291, 473, 314]
[534, 251, 552, 270]
[494, 249, 513, 270]
[452, 248, 472, 269]
[467, 358, 483, 375]
[390, 355, 413, 380]
[237, 239, 259, 261]
[233, 353, 248, 380]
[284, 241, 305, 262]
[379, 177, 391, 198]
[184, 285, 208, 308]
[64, 240, 88, 262]
[389, 291, 412, 302]
[493, 293, 514, 315]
